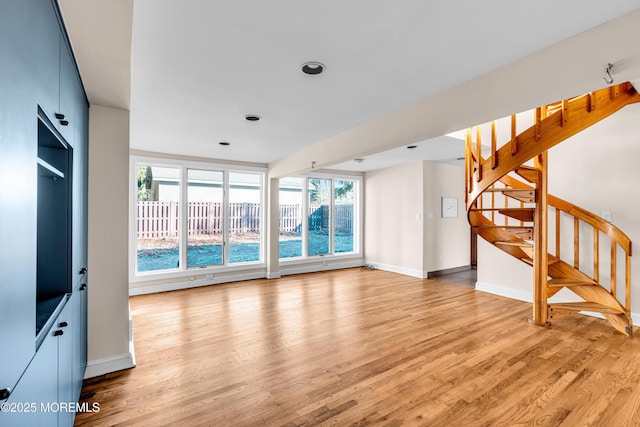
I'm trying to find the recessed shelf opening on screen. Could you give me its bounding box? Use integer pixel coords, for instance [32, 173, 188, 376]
[36, 112, 72, 335]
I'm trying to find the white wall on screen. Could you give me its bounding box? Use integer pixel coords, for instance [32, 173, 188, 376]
[423, 162, 470, 272]
[364, 161, 470, 277]
[364, 162, 425, 276]
[477, 102, 640, 322]
[86, 105, 134, 377]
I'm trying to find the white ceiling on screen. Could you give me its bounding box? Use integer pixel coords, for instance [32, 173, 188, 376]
[332, 135, 466, 172]
[60, 0, 640, 173]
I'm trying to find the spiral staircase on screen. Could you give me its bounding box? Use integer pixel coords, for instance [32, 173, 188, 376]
[466, 82, 639, 336]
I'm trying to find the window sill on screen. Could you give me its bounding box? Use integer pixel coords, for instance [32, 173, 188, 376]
[131, 261, 266, 283]
[279, 252, 362, 267]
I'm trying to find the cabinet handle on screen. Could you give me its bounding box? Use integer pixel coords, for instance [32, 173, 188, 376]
[0, 388, 11, 400]
[60, 120, 69, 126]
[59, 321, 69, 328]
[55, 113, 65, 120]
[54, 330, 64, 336]
[80, 284, 87, 291]
[79, 267, 88, 274]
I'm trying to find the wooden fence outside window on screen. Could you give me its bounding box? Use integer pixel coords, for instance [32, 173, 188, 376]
[136, 201, 353, 238]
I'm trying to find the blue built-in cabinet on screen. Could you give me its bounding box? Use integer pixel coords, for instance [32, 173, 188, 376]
[0, 0, 39, 403]
[0, 0, 89, 426]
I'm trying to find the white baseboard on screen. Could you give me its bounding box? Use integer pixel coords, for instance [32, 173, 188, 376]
[129, 271, 265, 295]
[476, 281, 640, 326]
[130, 260, 366, 294]
[475, 281, 533, 303]
[85, 349, 136, 379]
[364, 261, 427, 279]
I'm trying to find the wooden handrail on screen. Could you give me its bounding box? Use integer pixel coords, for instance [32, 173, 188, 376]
[500, 174, 632, 316]
[549, 194, 632, 255]
[465, 82, 640, 209]
[500, 175, 632, 255]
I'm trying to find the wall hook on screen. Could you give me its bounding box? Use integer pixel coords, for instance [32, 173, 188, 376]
[603, 63, 614, 85]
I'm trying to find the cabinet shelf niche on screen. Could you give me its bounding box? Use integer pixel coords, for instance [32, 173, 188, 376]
[36, 114, 72, 336]
[37, 157, 65, 179]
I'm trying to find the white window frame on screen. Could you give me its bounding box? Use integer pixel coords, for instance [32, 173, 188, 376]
[129, 155, 266, 282]
[278, 173, 363, 265]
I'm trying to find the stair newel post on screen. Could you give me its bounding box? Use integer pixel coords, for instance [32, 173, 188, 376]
[510, 114, 517, 155]
[626, 254, 632, 337]
[531, 150, 550, 326]
[476, 125, 482, 182]
[491, 121, 498, 169]
[465, 128, 472, 205]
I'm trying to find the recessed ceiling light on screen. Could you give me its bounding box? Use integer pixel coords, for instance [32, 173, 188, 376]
[407, 145, 417, 149]
[219, 142, 230, 146]
[245, 115, 261, 121]
[301, 62, 325, 75]
[354, 158, 364, 163]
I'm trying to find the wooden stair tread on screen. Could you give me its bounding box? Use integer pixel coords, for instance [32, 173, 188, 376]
[469, 207, 534, 222]
[521, 255, 560, 266]
[474, 225, 532, 229]
[494, 241, 532, 247]
[475, 225, 533, 240]
[483, 188, 534, 193]
[548, 302, 624, 315]
[486, 188, 535, 203]
[515, 165, 538, 171]
[515, 166, 540, 184]
[500, 208, 534, 222]
[548, 278, 596, 287]
[470, 208, 532, 212]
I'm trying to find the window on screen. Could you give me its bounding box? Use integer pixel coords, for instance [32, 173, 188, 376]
[279, 177, 303, 258]
[334, 180, 355, 253]
[187, 169, 224, 268]
[308, 178, 331, 256]
[228, 172, 261, 263]
[136, 166, 181, 273]
[133, 159, 264, 275]
[279, 175, 360, 259]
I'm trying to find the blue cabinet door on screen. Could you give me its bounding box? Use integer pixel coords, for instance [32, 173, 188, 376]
[69, 69, 89, 286]
[32, 0, 62, 125]
[58, 40, 77, 144]
[0, 0, 39, 395]
[57, 301, 75, 427]
[0, 325, 59, 427]
[71, 285, 87, 401]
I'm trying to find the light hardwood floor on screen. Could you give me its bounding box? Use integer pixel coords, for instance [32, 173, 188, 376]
[75, 268, 640, 426]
